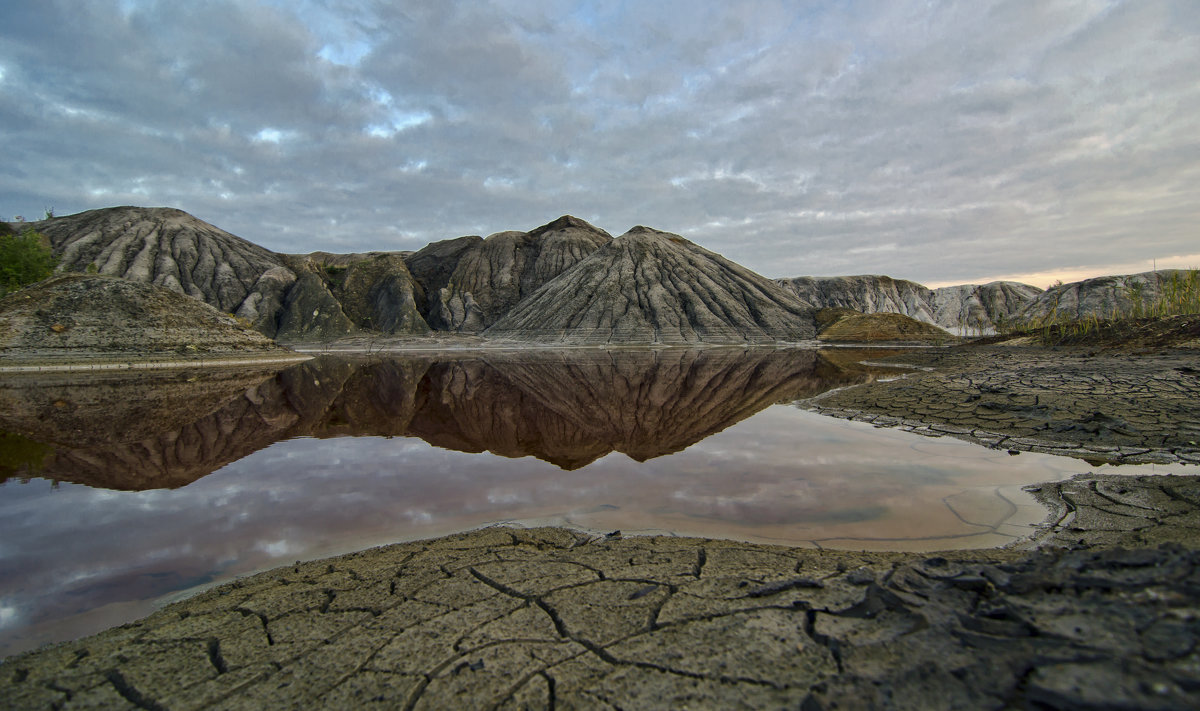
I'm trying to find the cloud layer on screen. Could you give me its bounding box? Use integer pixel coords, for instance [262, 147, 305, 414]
[1, 0, 1197, 285]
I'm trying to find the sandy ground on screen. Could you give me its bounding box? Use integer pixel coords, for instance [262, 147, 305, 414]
[2, 345, 1199, 709]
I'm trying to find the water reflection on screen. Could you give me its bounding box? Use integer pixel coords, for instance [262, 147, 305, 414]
[1, 348, 895, 487]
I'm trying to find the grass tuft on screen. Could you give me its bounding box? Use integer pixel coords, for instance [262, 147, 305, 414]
[995, 269, 1200, 346]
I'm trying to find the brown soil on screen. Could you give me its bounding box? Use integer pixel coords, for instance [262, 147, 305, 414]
[0, 274, 289, 363]
[816, 309, 954, 343]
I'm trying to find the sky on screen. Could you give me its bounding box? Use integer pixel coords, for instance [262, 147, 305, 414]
[1, 0, 1197, 287]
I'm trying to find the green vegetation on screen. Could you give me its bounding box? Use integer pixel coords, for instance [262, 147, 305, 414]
[0, 430, 52, 481]
[322, 264, 349, 288]
[0, 227, 58, 296]
[996, 269, 1200, 345]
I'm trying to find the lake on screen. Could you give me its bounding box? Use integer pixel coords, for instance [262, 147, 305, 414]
[0, 347, 1188, 657]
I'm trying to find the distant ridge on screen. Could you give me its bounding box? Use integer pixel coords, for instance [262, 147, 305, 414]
[486, 226, 816, 344]
[776, 275, 1042, 332]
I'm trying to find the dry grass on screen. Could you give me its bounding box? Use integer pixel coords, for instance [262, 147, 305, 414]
[996, 269, 1200, 346]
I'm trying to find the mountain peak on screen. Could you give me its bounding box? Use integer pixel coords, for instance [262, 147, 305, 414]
[486, 225, 815, 345]
[527, 214, 610, 239]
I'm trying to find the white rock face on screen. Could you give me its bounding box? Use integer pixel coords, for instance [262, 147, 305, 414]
[776, 275, 1043, 333]
[1017, 270, 1195, 322]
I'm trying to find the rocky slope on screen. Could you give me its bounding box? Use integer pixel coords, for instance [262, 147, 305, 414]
[301, 252, 428, 335]
[19, 207, 418, 341]
[777, 275, 1043, 332]
[0, 273, 288, 359]
[404, 215, 612, 331]
[27, 207, 299, 335]
[19, 208, 620, 342]
[1017, 269, 1193, 322]
[487, 227, 816, 344]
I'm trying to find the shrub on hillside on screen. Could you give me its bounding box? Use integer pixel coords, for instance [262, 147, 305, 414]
[0, 228, 58, 296]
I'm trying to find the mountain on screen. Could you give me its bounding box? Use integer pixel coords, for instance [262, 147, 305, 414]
[22, 207, 616, 341]
[29, 207, 300, 335]
[27, 205, 1178, 345]
[404, 215, 612, 331]
[21, 207, 421, 341]
[486, 226, 816, 344]
[0, 273, 287, 359]
[776, 275, 1043, 332]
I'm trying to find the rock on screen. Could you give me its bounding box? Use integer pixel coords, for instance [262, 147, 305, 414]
[0, 273, 287, 359]
[407, 215, 612, 332]
[303, 252, 430, 335]
[776, 275, 1042, 333]
[404, 235, 486, 328]
[934, 281, 1044, 332]
[273, 269, 356, 342]
[486, 226, 816, 344]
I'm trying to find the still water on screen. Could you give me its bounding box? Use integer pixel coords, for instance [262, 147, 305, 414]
[0, 348, 1187, 657]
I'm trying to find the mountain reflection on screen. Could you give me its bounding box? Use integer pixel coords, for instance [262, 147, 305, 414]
[0, 348, 898, 490]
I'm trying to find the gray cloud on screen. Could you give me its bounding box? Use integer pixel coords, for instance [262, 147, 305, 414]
[1, 0, 1197, 285]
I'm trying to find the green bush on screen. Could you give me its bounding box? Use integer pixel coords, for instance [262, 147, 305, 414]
[0, 228, 58, 296]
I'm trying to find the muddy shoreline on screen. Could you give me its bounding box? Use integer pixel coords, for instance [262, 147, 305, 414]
[3, 345, 1199, 709]
[804, 346, 1200, 465]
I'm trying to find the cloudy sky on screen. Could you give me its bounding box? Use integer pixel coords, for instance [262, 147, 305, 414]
[1, 1, 1197, 286]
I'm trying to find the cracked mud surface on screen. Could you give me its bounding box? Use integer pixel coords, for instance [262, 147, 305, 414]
[4, 473, 1200, 710]
[804, 347, 1200, 465]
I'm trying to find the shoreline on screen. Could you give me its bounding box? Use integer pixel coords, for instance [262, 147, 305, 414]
[801, 345, 1200, 466]
[0, 353, 313, 373]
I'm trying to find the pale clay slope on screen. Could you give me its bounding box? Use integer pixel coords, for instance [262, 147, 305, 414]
[777, 275, 1044, 332]
[30, 207, 299, 335]
[409, 215, 613, 332]
[486, 226, 817, 344]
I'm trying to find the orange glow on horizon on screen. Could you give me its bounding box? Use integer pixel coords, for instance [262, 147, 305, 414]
[924, 253, 1200, 290]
